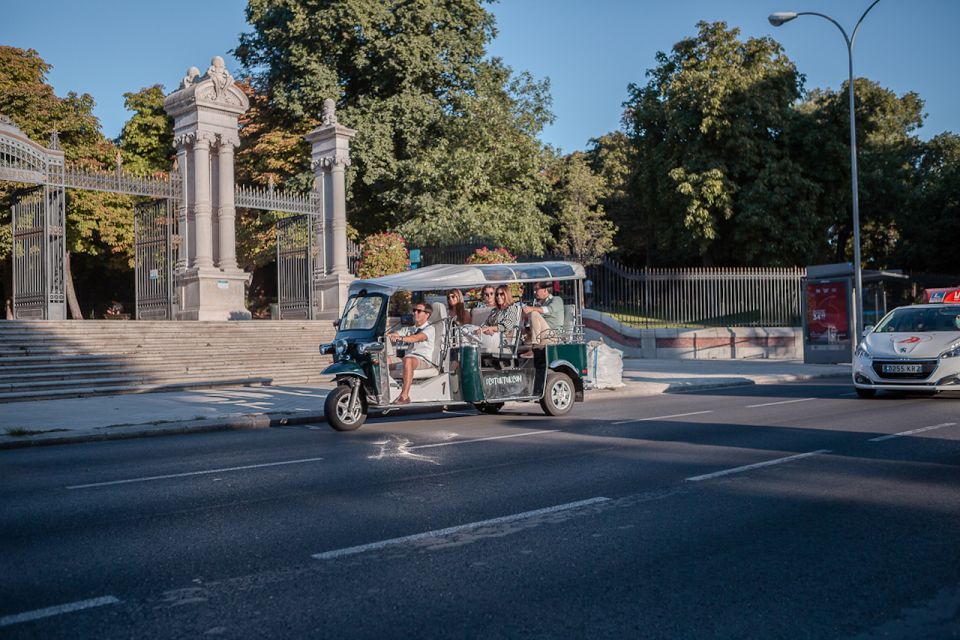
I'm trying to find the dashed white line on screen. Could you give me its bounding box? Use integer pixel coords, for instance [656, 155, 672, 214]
[746, 397, 816, 408]
[66, 456, 325, 490]
[410, 429, 559, 449]
[312, 497, 610, 560]
[868, 422, 957, 443]
[0, 596, 120, 628]
[686, 449, 831, 482]
[612, 410, 713, 425]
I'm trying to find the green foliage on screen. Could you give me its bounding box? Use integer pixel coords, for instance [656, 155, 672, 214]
[623, 22, 817, 266]
[236, 0, 554, 255]
[466, 246, 521, 297]
[116, 85, 174, 174]
[544, 153, 617, 266]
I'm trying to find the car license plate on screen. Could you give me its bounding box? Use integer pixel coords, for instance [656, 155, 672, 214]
[882, 363, 922, 373]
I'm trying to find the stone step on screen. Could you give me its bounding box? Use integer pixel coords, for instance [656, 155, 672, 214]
[0, 378, 281, 404]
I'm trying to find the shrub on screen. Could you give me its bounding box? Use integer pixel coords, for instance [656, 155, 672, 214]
[357, 232, 411, 314]
[466, 246, 522, 300]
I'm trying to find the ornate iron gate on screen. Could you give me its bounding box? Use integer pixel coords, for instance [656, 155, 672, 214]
[11, 185, 66, 319]
[276, 215, 317, 319]
[134, 199, 177, 320]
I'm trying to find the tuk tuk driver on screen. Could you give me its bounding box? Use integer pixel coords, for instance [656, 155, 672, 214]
[523, 281, 564, 346]
[387, 302, 436, 404]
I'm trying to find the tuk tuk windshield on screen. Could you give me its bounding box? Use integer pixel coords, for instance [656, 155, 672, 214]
[340, 294, 385, 331]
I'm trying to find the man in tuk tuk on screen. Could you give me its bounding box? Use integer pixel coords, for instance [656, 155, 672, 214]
[523, 281, 564, 346]
[386, 302, 436, 404]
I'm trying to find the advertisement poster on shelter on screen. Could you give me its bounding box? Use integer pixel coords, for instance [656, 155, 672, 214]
[806, 281, 849, 343]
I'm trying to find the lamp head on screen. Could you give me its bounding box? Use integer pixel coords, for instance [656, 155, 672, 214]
[768, 11, 798, 27]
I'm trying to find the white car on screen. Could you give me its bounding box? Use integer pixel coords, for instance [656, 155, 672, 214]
[853, 303, 960, 398]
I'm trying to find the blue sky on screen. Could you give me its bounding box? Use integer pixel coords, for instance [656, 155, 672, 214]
[3, 1, 957, 153]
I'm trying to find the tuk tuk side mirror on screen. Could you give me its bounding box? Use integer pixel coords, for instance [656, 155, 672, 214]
[862, 325, 874, 337]
[333, 319, 341, 328]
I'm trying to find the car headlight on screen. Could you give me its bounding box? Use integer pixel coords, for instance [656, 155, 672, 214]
[854, 343, 871, 359]
[939, 341, 960, 359]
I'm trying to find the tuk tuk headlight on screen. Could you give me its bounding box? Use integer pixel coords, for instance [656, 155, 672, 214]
[939, 341, 960, 359]
[335, 339, 348, 358]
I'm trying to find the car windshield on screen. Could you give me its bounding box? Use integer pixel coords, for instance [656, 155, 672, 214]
[874, 306, 960, 333]
[339, 294, 385, 331]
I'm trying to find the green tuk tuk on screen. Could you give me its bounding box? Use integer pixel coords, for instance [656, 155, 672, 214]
[320, 261, 589, 431]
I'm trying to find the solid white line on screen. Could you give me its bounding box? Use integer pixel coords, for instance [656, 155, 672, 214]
[409, 430, 559, 449]
[612, 410, 713, 425]
[746, 397, 816, 408]
[686, 449, 831, 482]
[869, 422, 957, 443]
[66, 457, 325, 490]
[312, 497, 610, 561]
[0, 596, 120, 628]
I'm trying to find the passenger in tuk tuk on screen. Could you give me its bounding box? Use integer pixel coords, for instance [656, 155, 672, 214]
[523, 281, 564, 346]
[446, 289, 472, 325]
[386, 302, 436, 404]
[478, 285, 521, 353]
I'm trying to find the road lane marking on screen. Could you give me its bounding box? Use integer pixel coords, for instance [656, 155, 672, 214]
[612, 411, 713, 425]
[746, 397, 816, 408]
[312, 497, 610, 560]
[410, 429, 559, 449]
[868, 422, 957, 442]
[66, 457, 325, 490]
[685, 449, 831, 482]
[0, 596, 120, 628]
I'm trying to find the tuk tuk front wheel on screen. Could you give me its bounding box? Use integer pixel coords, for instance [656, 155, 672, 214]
[325, 384, 367, 431]
[540, 371, 574, 416]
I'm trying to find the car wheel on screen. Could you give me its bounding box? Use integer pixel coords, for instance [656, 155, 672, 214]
[855, 387, 876, 399]
[474, 402, 504, 415]
[540, 371, 574, 416]
[325, 385, 367, 431]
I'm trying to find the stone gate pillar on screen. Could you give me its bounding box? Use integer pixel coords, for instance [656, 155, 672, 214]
[305, 99, 356, 318]
[164, 57, 251, 320]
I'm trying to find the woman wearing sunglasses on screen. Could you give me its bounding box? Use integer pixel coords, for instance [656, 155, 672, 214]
[478, 285, 520, 352]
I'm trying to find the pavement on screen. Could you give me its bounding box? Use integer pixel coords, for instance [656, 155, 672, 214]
[0, 358, 851, 449]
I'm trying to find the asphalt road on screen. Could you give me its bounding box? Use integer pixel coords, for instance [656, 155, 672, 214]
[2, 382, 959, 639]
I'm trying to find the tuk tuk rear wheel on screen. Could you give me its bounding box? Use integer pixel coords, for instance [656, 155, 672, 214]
[540, 371, 574, 416]
[474, 402, 504, 415]
[325, 384, 367, 431]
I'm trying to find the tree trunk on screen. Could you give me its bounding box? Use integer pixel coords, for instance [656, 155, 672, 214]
[65, 251, 83, 320]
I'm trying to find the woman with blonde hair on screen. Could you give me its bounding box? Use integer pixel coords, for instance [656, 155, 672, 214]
[446, 289, 471, 325]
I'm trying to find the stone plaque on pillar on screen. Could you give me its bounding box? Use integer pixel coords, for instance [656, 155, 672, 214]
[165, 57, 252, 320]
[305, 99, 357, 319]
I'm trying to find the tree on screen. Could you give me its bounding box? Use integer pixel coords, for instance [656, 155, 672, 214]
[585, 132, 642, 262]
[236, 0, 554, 255]
[0, 46, 130, 318]
[545, 153, 617, 266]
[897, 133, 960, 273]
[623, 22, 819, 266]
[116, 85, 174, 175]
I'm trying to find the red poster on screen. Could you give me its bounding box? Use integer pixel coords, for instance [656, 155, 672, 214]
[806, 282, 849, 343]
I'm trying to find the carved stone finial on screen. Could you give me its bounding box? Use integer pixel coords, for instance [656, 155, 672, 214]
[180, 67, 200, 90]
[204, 56, 232, 100]
[115, 150, 123, 168]
[0, 114, 14, 126]
[49, 129, 61, 151]
[268, 176, 275, 193]
[321, 99, 337, 126]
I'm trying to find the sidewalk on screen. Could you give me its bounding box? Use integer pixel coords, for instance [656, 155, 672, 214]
[0, 359, 850, 449]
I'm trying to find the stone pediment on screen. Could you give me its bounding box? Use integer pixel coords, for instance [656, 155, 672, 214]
[164, 56, 249, 117]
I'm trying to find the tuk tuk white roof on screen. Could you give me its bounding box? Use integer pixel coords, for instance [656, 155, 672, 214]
[348, 262, 585, 296]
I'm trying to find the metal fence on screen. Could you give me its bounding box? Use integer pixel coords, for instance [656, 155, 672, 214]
[586, 258, 805, 328]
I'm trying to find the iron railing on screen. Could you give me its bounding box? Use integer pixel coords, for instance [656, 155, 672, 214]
[586, 258, 805, 328]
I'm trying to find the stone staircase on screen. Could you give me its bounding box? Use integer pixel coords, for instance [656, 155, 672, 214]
[0, 320, 337, 403]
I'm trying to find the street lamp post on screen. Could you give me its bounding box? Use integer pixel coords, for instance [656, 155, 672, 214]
[769, 0, 881, 346]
